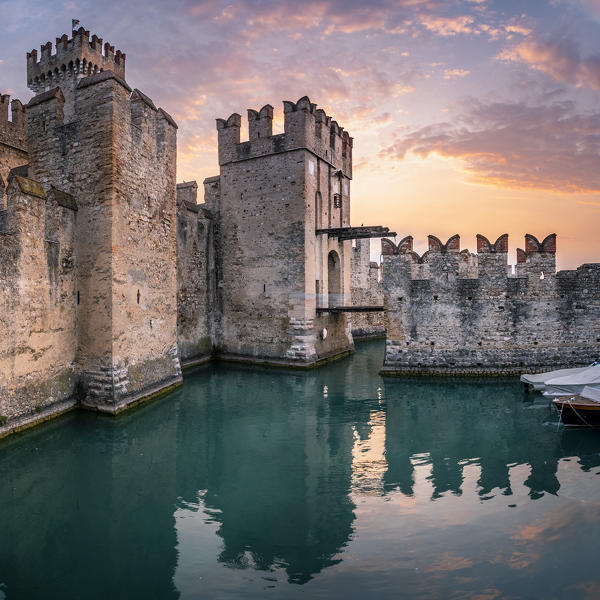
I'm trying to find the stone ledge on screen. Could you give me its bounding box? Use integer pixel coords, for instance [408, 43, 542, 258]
[80, 374, 183, 415]
[77, 70, 131, 92]
[158, 107, 177, 129]
[0, 398, 77, 440]
[352, 329, 386, 341]
[217, 346, 354, 370]
[379, 364, 590, 377]
[26, 86, 63, 108]
[181, 353, 214, 370]
[14, 175, 45, 198]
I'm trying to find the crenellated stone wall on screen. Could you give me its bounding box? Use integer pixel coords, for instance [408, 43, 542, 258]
[381, 234, 600, 375]
[0, 94, 28, 184]
[0, 27, 182, 435]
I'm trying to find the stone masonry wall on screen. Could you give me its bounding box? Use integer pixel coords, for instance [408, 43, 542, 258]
[176, 181, 214, 364]
[0, 94, 28, 185]
[350, 239, 385, 338]
[0, 176, 78, 429]
[25, 69, 181, 412]
[381, 233, 600, 375]
[212, 97, 354, 364]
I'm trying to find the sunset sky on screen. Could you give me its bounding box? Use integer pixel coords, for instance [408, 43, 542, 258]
[1, 0, 599, 269]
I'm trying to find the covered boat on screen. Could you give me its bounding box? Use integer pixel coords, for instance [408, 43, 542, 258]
[553, 386, 600, 427]
[520, 366, 591, 391]
[543, 364, 600, 398]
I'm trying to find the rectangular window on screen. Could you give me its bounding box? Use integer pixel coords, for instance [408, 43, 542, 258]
[333, 194, 342, 209]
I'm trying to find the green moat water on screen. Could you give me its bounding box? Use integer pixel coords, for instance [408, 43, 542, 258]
[2, 340, 600, 599]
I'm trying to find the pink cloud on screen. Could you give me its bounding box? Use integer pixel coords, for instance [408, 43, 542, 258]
[420, 15, 475, 36]
[380, 99, 600, 193]
[499, 36, 600, 90]
[443, 68, 470, 79]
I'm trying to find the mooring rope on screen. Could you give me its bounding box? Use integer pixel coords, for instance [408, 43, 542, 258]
[562, 396, 593, 428]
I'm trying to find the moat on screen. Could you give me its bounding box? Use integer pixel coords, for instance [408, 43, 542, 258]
[1, 340, 600, 599]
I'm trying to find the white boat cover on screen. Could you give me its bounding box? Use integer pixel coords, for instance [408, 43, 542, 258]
[581, 386, 600, 403]
[543, 365, 600, 397]
[520, 367, 588, 390]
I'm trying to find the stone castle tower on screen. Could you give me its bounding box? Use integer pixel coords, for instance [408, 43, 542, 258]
[209, 97, 356, 364]
[1, 27, 181, 422]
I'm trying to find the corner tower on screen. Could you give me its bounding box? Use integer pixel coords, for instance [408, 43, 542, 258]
[24, 28, 181, 412]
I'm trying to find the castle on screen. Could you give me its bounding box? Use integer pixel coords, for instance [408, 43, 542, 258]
[0, 28, 598, 438]
[0, 27, 389, 436]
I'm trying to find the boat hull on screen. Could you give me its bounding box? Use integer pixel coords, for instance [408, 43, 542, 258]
[553, 397, 600, 428]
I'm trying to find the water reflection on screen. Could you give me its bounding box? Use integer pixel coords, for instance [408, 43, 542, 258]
[1, 341, 600, 599]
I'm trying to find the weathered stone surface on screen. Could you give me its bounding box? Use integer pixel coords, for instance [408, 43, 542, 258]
[0, 94, 27, 185]
[381, 234, 600, 375]
[1, 27, 181, 428]
[176, 181, 214, 364]
[0, 177, 78, 425]
[209, 97, 354, 364]
[350, 239, 385, 338]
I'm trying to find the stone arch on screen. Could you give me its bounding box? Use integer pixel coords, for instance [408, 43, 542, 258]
[328, 250, 341, 307]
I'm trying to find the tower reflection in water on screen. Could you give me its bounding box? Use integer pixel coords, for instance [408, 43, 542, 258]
[1, 341, 600, 599]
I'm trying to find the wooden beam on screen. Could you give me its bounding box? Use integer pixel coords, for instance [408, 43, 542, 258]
[316, 306, 384, 313]
[315, 226, 396, 240]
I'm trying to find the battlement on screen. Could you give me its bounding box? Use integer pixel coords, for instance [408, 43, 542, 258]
[216, 96, 352, 177]
[27, 27, 125, 95]
[0, 174, 76, 237]
[516, 233, 556, 263]
[381, 232, 599, 375]
[381, 234, 556, 281]
[0, 93, 27, 154]
[177, 181, 199, 212]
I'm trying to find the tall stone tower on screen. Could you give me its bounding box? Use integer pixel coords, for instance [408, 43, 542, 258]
[27, 27, 126, 122]
[211, 96, 356, 365]
[24, 28, 181, 412]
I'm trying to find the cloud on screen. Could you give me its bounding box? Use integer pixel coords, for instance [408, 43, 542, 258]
[499, 34, 600, 90]
[443, 68, 470, 79]
[183, 0, 443, 37]
[380, 98, 600, 193]
[420, 15, 475, 36]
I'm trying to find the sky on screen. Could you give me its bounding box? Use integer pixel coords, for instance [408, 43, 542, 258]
[1, 0, 599, 269]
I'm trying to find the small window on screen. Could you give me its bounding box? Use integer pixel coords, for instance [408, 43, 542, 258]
[333, 194, 342, 209]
